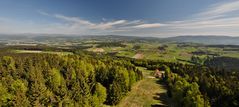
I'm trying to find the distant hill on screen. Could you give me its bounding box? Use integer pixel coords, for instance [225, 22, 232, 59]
[163, 36, 239, 45]
[0, 34, 239, 45]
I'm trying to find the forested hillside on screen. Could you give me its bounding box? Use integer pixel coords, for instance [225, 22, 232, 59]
[132, 59, 239, 107]
[0, 53, 142, 106]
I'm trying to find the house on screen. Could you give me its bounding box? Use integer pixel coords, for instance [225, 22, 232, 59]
[154, 69, 165, 78]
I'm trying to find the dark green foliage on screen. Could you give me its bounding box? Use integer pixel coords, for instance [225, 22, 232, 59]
[191, 55, 205, 65]
[95, 42, 126, 48]
[92, 83, 107, 107]
[132, 45, 141, 50]
[0, 54, 142, 106]
[204, 56, 239, 71]
[132, 59, 239, 107]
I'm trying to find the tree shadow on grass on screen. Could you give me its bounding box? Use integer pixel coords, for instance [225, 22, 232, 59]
[151, 79, 170, 107]
[156, 79, 167, 85]
[151, 93, 169, 107]
[151, 104, 167, 107]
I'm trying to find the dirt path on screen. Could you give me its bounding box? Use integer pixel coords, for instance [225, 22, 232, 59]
[117, 67, 170, 107]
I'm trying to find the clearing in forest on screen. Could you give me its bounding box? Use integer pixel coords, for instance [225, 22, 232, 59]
[132, 53, 144, 59]
[88, 48, 105, 53]
[117, 67, 169, 107]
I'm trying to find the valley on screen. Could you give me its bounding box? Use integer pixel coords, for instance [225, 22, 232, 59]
[0, 35, 239, 106]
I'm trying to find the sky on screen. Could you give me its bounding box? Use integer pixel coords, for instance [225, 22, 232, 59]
[0, 0, 239, 37]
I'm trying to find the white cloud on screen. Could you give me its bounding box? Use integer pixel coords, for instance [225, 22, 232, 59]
[197, 1, 239, 18]
[92, 20, 127, 29]
[37, 11, 165, 33]
[156, 0, 239, 37]
[54, 14, 95, 26]
[133, 23, 165, 28]
[38, 10, 50, 16]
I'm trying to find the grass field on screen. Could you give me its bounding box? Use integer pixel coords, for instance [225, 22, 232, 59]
[116, 67, 169, 107]
[93, 42, 239, 64]
[223, 52, 239, 58]
[14, 50, 73, 55]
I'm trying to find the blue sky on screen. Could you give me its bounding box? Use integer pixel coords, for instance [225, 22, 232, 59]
[0, 0, 239, 37]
